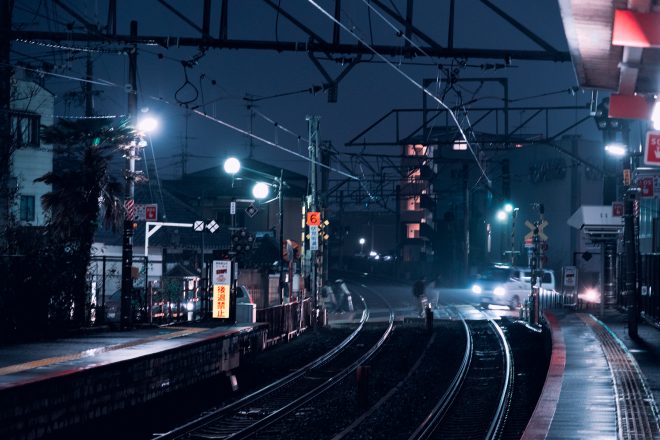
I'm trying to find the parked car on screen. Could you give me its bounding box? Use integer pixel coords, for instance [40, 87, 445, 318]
[471, 265, 556, 310]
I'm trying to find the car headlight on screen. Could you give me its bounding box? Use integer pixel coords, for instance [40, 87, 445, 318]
[186, 302, 194, 311]
[472, 284, 482, 294]
[494, 286, 506, 296]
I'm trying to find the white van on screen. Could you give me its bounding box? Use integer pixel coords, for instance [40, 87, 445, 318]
[471, 265, 556, 309]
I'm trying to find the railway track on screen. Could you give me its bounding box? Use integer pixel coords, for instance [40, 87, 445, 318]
[152, 286, 395, 440]
[415, 308, 514, 440]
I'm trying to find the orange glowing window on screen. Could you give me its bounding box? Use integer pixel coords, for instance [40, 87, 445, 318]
[407, 223, 420, 238]
[406, 144, 428, 156]
[406, 196, 420, 211]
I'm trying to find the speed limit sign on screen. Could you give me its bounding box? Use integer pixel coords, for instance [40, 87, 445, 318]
[306, 211, 321, 226]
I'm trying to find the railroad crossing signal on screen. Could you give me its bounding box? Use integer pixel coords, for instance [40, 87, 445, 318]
[524, 220, 548, 241]
[194, 220, 219, 233]
[307, 211, 321, 226]
[245, 204, 258, 218]
[206, 220, 219, 233]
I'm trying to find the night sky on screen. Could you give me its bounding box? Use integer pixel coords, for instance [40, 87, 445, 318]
[11, 0, 601, 182]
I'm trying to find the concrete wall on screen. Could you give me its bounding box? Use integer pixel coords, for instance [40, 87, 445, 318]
[0, 326, 267, 440]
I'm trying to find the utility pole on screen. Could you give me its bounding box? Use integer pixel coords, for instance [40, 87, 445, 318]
[0, 0, 14, 240]
[307, 115, 320, 323]
[462, 163, 470, 282]
[624, 166, 639, 339]
[510, 208, 518, 264]
[529, 203, 544, 326]
[120, 20, 138, 330]
[84, 51, 94, 116]
[278, 169, 285, 304]
[320, 141, 331, 285]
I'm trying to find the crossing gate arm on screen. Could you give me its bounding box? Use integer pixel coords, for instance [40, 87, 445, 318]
[144, 221, 194, 260]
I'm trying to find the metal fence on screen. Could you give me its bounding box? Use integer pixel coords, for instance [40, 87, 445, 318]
[256, 298, 312, 342]
[87, 255, 149, 325]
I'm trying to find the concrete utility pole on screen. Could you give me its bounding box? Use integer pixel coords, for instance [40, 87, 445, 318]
[307, 115, 320, 322]
[278, 169, 285, 304]
[624, 171, 639, 339]
[84, 51, 94, 116]
[0, 0, 14, 240]
[120, 20, 138, 330]
[320, 141, 331, 285]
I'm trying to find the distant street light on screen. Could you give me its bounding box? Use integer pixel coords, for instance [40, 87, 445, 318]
[359, 237, 366, 255]
[223, 158, 287, 304]
[252, 182, 270, 199]
[605, 142, 627, 157]
[504, 203, 513, 213]
[137, 116, 159, 133]
[223, 157, 241, 175]
[121, 112, 159, 330]
[496, 210, 507, 222]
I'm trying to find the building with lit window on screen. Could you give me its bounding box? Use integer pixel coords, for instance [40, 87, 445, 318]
[399, 143, 435, 273]
[9, 76, 54, 226]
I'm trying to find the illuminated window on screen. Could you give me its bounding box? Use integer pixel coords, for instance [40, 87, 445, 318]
[407, 168, 421, 183]
[406, 144, 428, 156]
[406, 196, 420, 211]
[407, 223, 420, 238]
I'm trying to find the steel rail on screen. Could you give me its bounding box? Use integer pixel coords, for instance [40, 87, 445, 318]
[411, 307, 514, 440]
[409, 308, 472, 440]
[153, 289, 394, 440]
[485, 316, 514, 440]
[152, 296, 369, 440]
[229, 286, 395, 440]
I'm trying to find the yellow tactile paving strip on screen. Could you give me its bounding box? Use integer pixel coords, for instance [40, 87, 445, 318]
[0, 327, 207, 377]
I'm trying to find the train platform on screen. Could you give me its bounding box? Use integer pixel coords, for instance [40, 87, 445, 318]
[0, 320, 269, 440]
[523, 307, 660, 439]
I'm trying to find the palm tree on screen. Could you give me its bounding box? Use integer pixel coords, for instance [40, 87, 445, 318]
[36, 118, 134, 327]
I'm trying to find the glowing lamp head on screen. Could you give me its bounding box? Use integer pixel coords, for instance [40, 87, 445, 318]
[359, 238, 366, 245]
[472, 284, 482, 294]
[137, 116, 158, 133]
[496, 210, 507, 222]
[605, 143, 627, 157]
[504, 203, 513, 213]
[223, 157, 241, 175]
[252, 182, 269, 199]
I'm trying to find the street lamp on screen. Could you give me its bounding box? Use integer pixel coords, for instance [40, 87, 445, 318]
[359, 237, 366, 255]
[137, 116, 159, 133]
[223, 158, 287, 304]
[252, 182, 270, 199]
[120, 114, 159, 330]
[223, 157, 241, 175]
[605, 142, 627, 157]
[496, 204, 518, 264]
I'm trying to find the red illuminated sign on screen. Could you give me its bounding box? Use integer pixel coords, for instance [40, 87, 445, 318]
[645, 131, 660, 166]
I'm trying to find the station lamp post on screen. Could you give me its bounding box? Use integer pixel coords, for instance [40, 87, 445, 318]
[496, 203, 518, 264]
[223, 158, 286, 304]
[359, 237, 366, 256]
[120, 114, 158, 330]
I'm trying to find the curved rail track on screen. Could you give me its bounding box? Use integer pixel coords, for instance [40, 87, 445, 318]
[153, 286, 395, 440]
[414, 308, 514, 440]
[155, 281, 517, 440]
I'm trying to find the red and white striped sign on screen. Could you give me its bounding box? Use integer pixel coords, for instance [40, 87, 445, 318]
[124, 199, 135, 220]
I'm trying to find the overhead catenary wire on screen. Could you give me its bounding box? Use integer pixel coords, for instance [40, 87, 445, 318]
[6, 61, 359, 181]
[310, 0, 490, 185]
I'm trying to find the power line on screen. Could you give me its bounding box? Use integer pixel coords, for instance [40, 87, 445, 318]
[310, 0, 491, 186]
